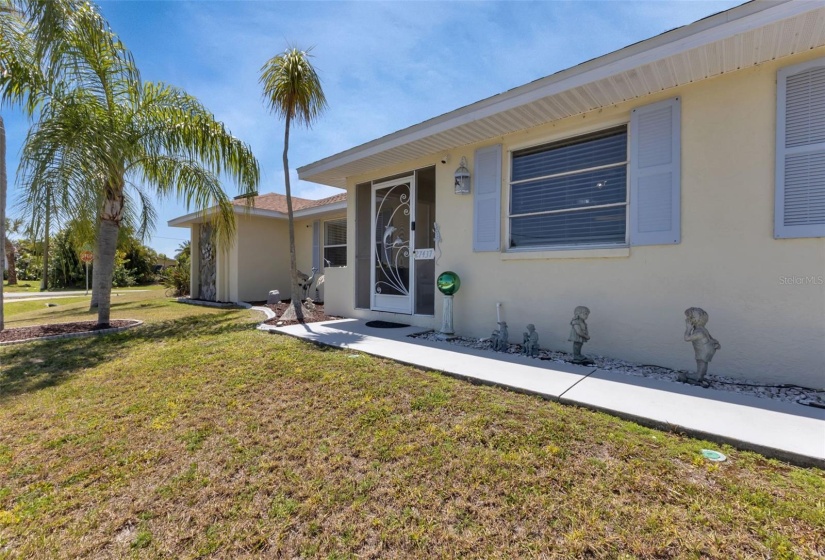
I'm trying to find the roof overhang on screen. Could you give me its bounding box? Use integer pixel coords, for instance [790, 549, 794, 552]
[298, 0, 825, 188]
[168, 200, 347, 227]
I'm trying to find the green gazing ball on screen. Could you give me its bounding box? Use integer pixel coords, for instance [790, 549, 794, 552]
[437, 271, 461, 295]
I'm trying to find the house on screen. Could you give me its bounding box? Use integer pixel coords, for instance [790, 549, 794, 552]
[169, 192, 346, 303]
[297, 0, 825, 389]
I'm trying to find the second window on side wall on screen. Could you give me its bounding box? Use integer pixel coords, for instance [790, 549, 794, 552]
[323, 218, 347, 267]
[509, 125, 628, 249]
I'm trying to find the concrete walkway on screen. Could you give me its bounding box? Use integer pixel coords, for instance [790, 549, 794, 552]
[260, 317, 825, 468]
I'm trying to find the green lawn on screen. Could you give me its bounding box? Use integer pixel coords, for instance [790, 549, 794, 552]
[2, 281, 43, 293]
[0, 290, 822, 558]
[3, 297, 92, 319]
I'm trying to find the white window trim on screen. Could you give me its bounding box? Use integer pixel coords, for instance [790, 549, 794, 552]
[501, 247, 630, 261]
[506, 123, 631, 252]
[323, 217, 347, 268]
[775, 56, 825, 239]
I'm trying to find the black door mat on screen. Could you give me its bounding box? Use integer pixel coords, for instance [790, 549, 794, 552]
[365, 320, 411, 329]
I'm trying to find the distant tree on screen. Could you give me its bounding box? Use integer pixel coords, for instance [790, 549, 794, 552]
[175, 239, 190, 263]
[3, 217, 22, 284]
[47, 227, 81, 288]
[162, 239, 190, 297]
[260, 46, 327, 320]
[13, 234, 41, 280]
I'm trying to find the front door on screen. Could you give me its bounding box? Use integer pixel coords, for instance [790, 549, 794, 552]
[371, 176, 415, 314]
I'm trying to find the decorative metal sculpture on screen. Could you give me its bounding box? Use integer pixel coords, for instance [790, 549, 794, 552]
[522, 324, 539, 357]
[568, 306, 591, 363]
[299, 267, 319, 300]
[491, 321, 509, 352]
[681, 307, 721, 385]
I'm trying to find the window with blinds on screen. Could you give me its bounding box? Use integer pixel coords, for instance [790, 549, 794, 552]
[776, 57, 825, 239]
[323, 218, 347, 267]
[509, 126, 628, 248]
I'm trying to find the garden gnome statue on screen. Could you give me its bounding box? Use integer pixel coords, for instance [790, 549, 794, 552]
[522, 324, 539, 357]
[568, 306, 591, 364]
[491, 321, 509, 352]
[681, 307, 721, 386]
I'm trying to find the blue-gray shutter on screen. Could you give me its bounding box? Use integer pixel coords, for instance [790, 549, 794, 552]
[775, 59, 825, 239]
[629, 97, 681, 246]
[473, 144, 502, 252]
[312, 220, 320, 269]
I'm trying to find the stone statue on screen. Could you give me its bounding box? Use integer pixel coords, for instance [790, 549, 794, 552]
[681, 307, 721, 386]
[522, 324, 539, 357]
[568, 306, 591, 363]
[491, 321, 509, 352]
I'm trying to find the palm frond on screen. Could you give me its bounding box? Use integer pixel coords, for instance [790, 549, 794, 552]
[259, 46, 327, 128]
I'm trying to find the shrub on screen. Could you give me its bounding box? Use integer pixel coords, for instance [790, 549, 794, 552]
[162, 264, 190, 297]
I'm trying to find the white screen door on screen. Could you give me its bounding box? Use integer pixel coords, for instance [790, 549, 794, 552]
[371, 176, 415, 314]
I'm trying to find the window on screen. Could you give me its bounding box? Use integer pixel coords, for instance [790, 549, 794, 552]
[323, 218, 347, 267]
[509, 126, 628, 248]
[775, 57, 825, 239]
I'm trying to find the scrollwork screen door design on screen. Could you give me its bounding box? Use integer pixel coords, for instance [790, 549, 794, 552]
[371, 177, 415, 313]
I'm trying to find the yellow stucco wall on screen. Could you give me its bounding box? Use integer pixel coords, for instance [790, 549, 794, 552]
[232, 215, 291, 302]
[338, 49, 825, 388]
[196, 209, 348, 303]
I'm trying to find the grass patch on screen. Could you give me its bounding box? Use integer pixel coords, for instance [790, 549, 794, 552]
[3, 297, 92, 318]
[2, 282, 42, 293]
[0, 289, 822, 558]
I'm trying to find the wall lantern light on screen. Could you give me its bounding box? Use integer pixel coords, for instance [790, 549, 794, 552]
[454, 156, 471, 195]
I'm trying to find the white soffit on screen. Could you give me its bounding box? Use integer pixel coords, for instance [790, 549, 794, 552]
[298, 0, 825, 188]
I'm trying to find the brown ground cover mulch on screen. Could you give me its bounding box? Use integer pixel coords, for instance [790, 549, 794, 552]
[261, 301, 340, 326]
[0, 320, 139, 343]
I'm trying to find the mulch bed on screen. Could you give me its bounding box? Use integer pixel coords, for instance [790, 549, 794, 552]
[0, 320, 139, 343]
[261, 301, 340, 327]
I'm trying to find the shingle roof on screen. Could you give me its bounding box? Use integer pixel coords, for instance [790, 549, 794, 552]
[232, 192, 346, 214]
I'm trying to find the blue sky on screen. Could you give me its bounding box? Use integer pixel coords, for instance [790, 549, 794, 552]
[4, 0, 742, 257]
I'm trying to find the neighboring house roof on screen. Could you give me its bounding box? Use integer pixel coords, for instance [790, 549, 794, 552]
[232, 192, 347, 214]
[298, 0, 825, 188]
[168, 191, 347, 227]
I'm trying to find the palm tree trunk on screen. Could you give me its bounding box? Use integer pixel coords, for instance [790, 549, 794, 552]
[5, 238, 17, 285]
[283, 111, 303, 320]
[0, 115, 7, 331]
[40, 190, 50, 291]
[93, 185, 124, 327]
[94, 218, 118, 326]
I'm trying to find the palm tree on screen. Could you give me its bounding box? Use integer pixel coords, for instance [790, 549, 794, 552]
[18, 1, 259, 327]
[260, 46, 327, 320]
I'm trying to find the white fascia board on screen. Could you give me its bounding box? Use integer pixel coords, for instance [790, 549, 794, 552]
[168, 210, 204, 227]
[293, 201, 348, 219]
[167, 201, 346, 227]
[168, 205, 286, 227]
[298, 0, 818, 181]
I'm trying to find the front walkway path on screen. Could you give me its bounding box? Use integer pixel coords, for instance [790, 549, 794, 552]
[260, 317, 825, 468]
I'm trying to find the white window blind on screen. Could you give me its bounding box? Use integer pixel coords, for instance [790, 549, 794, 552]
[776, 58, 825, 239]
